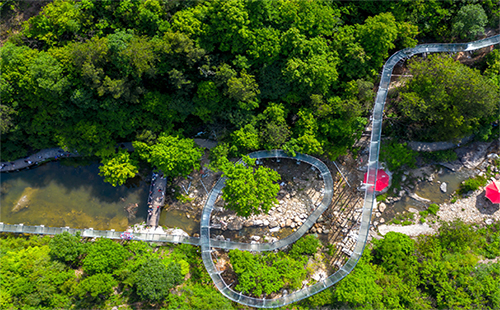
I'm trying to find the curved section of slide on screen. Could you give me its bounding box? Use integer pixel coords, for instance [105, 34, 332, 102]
[202, 35, 500, 308]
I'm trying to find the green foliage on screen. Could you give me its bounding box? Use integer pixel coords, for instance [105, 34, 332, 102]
[0, 239, 76, 309]
[82, 238, 130, 275]
[166, 283, 234, 310]
[419, 149, 458, 163]
[380, 140, 417, 171]
[438, 219, 480, 254]
[458, 175, 488, 195]
[228, 248, 309, 297]
[289, 235, 320, 259]
[373, 232, 417, 274]
[75, 273, 117, 300]
[134, 134, 203, 178]
[49, 231, 84, 264]
[397, 54, 498, 141]
[98, 149, 139, 186]
[427, 203, 440, 216]
[452, 4, 488, 40]
[134, 258, 183, 302]
[220, 155, 280, 218]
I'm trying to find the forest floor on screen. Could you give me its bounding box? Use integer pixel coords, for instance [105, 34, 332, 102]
[0, 1, 50, 45]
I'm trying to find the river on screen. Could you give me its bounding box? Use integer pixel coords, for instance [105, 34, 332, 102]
[0, 158, 149, 231]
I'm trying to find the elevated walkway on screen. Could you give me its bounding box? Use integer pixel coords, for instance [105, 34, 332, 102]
[0, 35, 498, 308]
[146, 172, 167, 227]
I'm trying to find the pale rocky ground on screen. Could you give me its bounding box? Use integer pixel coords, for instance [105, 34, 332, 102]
[373, 142, 500, 240]
[211, 158, 326, 241]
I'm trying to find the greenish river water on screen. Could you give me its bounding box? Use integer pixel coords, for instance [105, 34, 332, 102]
[0, 159, 149, 231]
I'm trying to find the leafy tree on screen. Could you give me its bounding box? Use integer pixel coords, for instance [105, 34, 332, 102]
[98, 149, 139, 186]
[289, 235, 320, 259]
[220, 155, 280, 217]
[452, 4, 488, 40]
[23, 0, 83, 47]
[166, 284, 235, 310]
[290, 109, 323, 156]
[372, 232, 417, 274]
[75, 273, 117, 300]
[283, 51, 339, 97]
[133, 258, 183, 302]
[333, 255, 385, 308]
[49, 232, 84, 264]
[357, 12, 399, 70]
[133, 134, 203, 178]
[229, 249, 283, 297]
[82, 238, 130, 275]
[258, 102, 290, 150]
[397, 54, 498, 141]
[193, 81, 221, 122]
[226, 69, 260, 111]
[380, 140, 417, 171]
[0, 243, 75, 309]
[231, 123, 260, 154]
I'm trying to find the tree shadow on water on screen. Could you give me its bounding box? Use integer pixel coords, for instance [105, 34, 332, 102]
[10, 159, 149, 205]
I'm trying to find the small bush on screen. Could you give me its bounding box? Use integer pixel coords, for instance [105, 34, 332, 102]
[402, 220, 413, 226]
[289, 235, 320, 258]
[428, 204, 440, 215]
[380, 140, 417, 171]
[419, 210, 429, 218]
[420, 150, 458, 163]
[458, 176, 487, 195]
[419, 217, 426, 224]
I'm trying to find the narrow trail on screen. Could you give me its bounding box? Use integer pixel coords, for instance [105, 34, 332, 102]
[1, 36, 498, 308]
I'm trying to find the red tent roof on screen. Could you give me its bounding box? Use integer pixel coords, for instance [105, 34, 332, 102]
[364, 169, 390, 192]
[485, 181, 500, 204]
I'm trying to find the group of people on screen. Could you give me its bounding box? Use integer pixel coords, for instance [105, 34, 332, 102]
[1, 149, 74, 171]
[146, 172, 167, 223]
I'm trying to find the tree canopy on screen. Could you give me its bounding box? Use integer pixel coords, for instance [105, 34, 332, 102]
[133, 134, 203, 178]
[219, 156, 280, 218]
[396, 54, 498, 141]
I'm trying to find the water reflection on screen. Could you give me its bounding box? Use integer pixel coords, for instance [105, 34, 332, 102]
[0, 159, 149, 230]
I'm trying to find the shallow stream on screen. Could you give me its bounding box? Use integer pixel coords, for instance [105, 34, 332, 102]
[0, 159, 149, 231]
[384, 167, 475, 219]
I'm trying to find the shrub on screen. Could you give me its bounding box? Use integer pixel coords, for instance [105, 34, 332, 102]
[458, 176, 487, 195]
[82, 238, 130, 275]
[402, 220, 413, 226]
[380, 140, 417, 171]
[134, 258, 183, 301]
[49, 231, 84, 264]
[428, 204, 440, 215]
[438, 220, 480, 254]
[420, 150, 458, 163]
[419, 210, 429, 218]
[289, 235, 321, 258]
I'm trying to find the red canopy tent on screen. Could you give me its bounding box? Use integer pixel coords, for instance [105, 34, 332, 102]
[485, 181, 500, 204]
[364, 169, 390, 192]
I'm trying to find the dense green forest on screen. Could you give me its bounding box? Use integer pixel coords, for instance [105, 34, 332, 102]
[1, 0, 499, 182]
[1, 220, 499, 309]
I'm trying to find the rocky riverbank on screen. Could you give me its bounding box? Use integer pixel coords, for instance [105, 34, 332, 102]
[211, 160, 326, 235]
[372, 141, 500, 239]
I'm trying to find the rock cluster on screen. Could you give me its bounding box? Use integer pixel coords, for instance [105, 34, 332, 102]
[212, 175, 325, 232]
